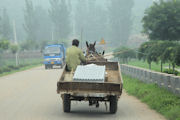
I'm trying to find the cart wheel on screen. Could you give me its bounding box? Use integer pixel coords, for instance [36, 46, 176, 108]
[63, 94, 71, 113]
[109, 95, 118, 114]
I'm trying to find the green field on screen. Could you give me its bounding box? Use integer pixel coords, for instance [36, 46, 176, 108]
[0, 58, 43, 76]
[0, 63, 42, 77]
[123, 74, 180, 120]
[0, 58, 43, 68]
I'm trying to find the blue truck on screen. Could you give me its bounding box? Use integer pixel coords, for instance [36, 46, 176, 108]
[43, 44, 66, 69]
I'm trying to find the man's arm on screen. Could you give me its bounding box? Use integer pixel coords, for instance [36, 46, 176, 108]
[79, 50, 86, 62]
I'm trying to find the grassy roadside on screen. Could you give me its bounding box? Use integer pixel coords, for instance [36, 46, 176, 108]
[127, 60, 169, 72]
[122, 74, 180, 120]
[0, 63, 42, 77]
[127, 59, 180, 76]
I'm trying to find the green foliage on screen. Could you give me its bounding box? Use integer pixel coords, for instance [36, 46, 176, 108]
[0, 60, 42, 75]
[174, 45, 180, 66]
[163, 69, 179, 76]
[10, 44, 19, 54]
[123, 74, 180, 120]
[138, 41, 180, 70]
[142, 0, 180, 41]
[114, 46, 136, 63]
[0, 39, 10, 50]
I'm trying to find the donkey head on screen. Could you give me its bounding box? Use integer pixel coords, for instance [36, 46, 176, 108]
[86, 41, 96, 53]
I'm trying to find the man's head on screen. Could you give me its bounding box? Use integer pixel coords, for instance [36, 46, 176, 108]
[72, 39, 79, 47]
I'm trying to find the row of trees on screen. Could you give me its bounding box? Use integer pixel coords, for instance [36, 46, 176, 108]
[0, 8, 13, 41]
[138, 41, 180, 72]
[139, 0, 180, 72]
[22, 0, 71, 50]
[1, 0, 135, 50]
[0, 39, 18, 54]
[113, 47, 136, 64]
[114, 0, 180, 74]
[75, 0, 134, 46]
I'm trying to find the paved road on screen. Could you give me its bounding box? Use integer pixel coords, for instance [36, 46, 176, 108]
[0, 66, 166, 120]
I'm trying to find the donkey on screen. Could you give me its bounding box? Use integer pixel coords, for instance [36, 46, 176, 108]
[86, 41, 107, 62]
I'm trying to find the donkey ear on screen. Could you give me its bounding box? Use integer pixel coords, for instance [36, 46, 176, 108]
[102, 50, 105, 55]
[94, 41, 96, 46]
[86, 41, 89, 47]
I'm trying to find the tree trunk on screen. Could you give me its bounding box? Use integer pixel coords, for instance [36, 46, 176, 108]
[161, 61, 163, 72]
[149, 63, 151, 70]
[169, 63, 171, 69]
[172, 63, 175, 73]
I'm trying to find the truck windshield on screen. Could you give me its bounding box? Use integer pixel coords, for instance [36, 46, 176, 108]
[44, 47, 60, 55]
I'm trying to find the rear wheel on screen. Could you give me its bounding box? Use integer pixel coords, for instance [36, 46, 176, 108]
[63, 94, 71, 113]
[109, 95, 118, 114]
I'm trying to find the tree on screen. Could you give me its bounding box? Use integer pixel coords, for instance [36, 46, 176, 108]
[0, 39, 10, 52]
[74, 0, 88, 36]
[147, 41, 177, 72]
[10, 44, 19, 54]
[34, 6, 51, 42]
[24, 0, 37, 41]
[114, 47, 136, 64]
[108, 0, 134, 46]
[0, 8, 12, 40]
[174, 45, 180, 66]
[162, 46, 176, 71]
[138, 41, 157, 69]
[138, 41, 179, 72]
[142, 0, 180, 41]
[49, 0, 71, 41]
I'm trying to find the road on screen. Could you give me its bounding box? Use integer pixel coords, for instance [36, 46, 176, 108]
[0, 66, 166, 120]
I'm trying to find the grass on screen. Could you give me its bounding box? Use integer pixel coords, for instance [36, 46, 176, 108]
[123, 74, 180, 120]
[127, 59, 180, 72]
[0, 58, 42, 68]
[0, 63, 42, 77]
[127, 59, 168, 72]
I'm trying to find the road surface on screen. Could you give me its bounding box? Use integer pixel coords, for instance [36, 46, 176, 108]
[0, 66, 166, 120]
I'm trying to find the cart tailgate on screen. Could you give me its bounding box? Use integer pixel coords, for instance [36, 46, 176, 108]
[57, 81, 122, 95]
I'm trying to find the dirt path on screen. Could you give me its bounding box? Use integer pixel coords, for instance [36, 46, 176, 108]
[0, 66, 166, 120]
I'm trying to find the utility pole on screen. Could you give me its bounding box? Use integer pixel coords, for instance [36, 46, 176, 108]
[13, 20, 18, 66]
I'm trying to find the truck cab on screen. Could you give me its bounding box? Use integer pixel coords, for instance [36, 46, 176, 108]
[43, 44, 66, 69]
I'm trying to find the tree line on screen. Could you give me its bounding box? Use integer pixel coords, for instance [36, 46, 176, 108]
[1, 0, 135, 51]
[114, 0, 180, 74]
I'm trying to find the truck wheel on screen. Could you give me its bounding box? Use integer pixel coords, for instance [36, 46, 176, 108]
[50, 65, 53, 69]
[60, 61, 64, 69]
[63, 94, 71, 113]
[109, 95, 118, 114]
[60, 64, 63, 69]
[45, 65, 48, 69]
